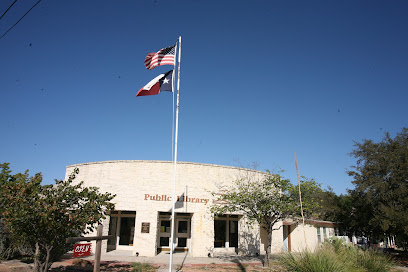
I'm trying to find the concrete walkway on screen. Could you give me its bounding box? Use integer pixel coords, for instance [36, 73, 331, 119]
[55, 250, 265, 271]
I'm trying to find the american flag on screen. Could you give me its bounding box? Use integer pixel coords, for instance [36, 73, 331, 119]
[144, 45, 176, 70]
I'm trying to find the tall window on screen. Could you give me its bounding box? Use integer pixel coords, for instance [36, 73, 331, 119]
[214, 215, 239, 248]
[317, 227, 321, 243]
[214, 220, 226, 247]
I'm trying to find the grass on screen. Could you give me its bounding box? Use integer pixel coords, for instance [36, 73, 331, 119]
[278, 237, 395, 272]
[131, 262, 157, 272]
[358, 248, 394, 272]
[279, 249, 344, 272]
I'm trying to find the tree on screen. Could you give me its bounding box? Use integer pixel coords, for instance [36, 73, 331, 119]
[348, 128, 408, 248]
[0, 163, 115, 272]
[287, 177, 326, 219]
[210, 171, 321, 266]
[320, 190, 378, 239]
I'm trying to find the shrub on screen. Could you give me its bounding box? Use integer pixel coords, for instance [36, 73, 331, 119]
[279, 238, 394, 272]
[279, 249, 344, 272]
[358, 248, 394, 272]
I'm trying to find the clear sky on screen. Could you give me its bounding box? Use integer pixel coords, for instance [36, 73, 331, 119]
[1, 0, 407, 194]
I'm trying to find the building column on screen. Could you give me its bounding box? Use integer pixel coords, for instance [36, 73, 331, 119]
[133, 210, 158, 256]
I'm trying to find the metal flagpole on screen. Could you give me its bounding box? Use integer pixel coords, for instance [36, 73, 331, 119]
[171, 40, 177, 163]
[169, 36, 181, 272]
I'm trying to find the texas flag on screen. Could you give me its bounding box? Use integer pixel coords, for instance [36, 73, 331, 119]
[136, 70, 173, 97]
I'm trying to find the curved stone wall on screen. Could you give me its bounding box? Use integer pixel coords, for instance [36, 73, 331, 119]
[65, 160, 269, 257]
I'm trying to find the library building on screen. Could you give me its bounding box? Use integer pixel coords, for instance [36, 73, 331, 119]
[65, 160, 339, 257]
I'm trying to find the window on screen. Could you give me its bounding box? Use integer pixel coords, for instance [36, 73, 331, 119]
[121, 211, 136, 215]
[160, 237, 169, 247]
[178, 220, 188, 233]
[214, 220, 227, 247]
[229, 220, 238, 247]
[159, 212, 171, 216]
[317, 227, 321, 243]
[178, 237, 187, 247]
[159, 220, 171, 247]
[160, 220, 171, 233]
[334, 227, 339, 236]
[214, 215, 239, 248]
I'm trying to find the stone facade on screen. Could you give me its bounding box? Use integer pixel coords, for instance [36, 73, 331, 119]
[65, 160, 338, 257]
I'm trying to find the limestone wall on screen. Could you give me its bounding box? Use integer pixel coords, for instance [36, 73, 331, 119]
[65, 160, 269, 257]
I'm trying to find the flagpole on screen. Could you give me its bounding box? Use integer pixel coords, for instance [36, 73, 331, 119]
[171, 42, 177, 162]
[169, 36, 181, 272]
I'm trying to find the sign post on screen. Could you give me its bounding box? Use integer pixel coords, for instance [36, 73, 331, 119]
[66, 224, 112, 272]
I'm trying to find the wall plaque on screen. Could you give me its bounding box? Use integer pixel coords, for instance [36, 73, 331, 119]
[141, 222, 150, 233]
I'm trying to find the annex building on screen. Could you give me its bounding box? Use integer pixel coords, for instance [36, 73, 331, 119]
[65, 160, 339, 257]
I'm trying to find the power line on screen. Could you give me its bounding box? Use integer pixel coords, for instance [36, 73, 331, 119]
[0, 0, 18, 21]
[0, 0, 42, 40]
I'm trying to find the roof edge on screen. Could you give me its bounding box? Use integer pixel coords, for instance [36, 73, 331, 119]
[66, 160, 267, 174]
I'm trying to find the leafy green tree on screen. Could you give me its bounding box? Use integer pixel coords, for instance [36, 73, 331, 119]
[321, 190, 379, 239]
[210, 171, 321, 266]
[288, 177, 326, 219]
[348, 128, 408, 248]
[0, 163, 115, 272]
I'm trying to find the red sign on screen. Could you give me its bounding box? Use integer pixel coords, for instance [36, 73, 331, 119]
[73, 243, 92, 258]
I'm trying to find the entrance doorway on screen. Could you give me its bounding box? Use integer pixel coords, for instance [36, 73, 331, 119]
[213, 214, 239, 250]
[158, 212, 191, 253]
[107, 211, 136, 251]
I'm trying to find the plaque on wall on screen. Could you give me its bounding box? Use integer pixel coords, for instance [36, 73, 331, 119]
[141, 222, 150, 233]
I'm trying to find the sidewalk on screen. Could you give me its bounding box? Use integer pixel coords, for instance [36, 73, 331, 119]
[53, 250, 265, 271]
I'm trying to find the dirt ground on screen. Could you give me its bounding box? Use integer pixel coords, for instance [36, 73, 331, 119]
[2, 251, 407, 272]
[51, 264, 134, 271]
[50, 263, 408, 272]
[180, 263, 285, 272]
[50, 263, 285, 272]
[1, 261, 407, 272]
[48, 254, 408, 272]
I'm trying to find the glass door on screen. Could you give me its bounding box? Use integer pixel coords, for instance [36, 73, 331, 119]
[229, 220, 238, 248]
[118, 217, 135, 246]
[214, 220, 226, 248]
[107, 211, 136, 251]
[107, 217, 118, 251]
[158, 213, 191, 252]
[159, 219, 171, 249]
[176, 219, 190, 250]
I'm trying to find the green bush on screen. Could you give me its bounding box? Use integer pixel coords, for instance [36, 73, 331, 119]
[279, 238, 394, 272]
[357, 248, 394, 272]
[279, 249, 344, 272]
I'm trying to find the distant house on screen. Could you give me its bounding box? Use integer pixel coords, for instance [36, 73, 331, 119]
[282, 219, 343, 252]
[66, 160, 340, 257]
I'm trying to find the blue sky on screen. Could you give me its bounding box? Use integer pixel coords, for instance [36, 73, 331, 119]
[1, 0, 407, 194]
